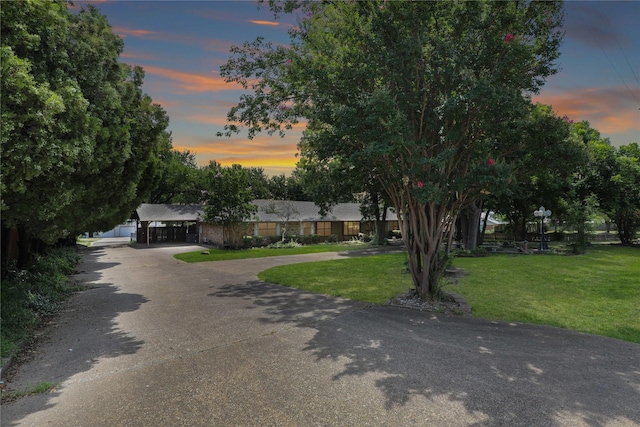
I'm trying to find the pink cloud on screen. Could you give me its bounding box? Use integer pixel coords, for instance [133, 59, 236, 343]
[534, 86, 640, 137]
[151, 99, 181, 109]
[112, 27, 163, 39]
[140, 65, 241, 93]
[183, 110, 308, 131]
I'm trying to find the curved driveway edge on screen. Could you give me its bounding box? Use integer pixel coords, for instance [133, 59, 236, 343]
[2, 242, 639, 426]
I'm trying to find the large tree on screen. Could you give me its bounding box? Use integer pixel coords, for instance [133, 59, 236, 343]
[612, 143, 640, 243]
[1, 1, 169, 267]
[202, 163, 258, 248]
[219, 1, 563, 298]
[149, 148, 205, 204]
[580, 132, 640, 245]
[485, 104, 586, 242]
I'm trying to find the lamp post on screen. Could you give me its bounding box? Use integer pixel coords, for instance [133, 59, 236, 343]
[533, 206, 552, 250]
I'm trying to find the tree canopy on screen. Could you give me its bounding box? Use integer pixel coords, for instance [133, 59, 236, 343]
[219, 0, 564, 297]
[576, 125, 640, 244]
[1, 0, 170, 266]
[202, 163, 258, 248]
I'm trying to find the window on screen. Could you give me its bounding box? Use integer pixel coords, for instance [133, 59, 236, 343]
[302, 222, 312, 235]
[258, 222, 277, 237]
[316, 222, 332, 236]
[343, 221, 360, 236]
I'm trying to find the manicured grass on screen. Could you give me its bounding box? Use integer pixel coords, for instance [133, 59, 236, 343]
[449, 244, 640, 343]
[255, 244, 639, 343]
[174, 243, 368, 263]
[258, 253, 412, 304]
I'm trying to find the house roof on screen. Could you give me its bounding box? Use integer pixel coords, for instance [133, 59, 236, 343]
[134, 203, 203, 222]
[133, 200, 397, 223]
[251, 199, 398, 222]
[481, 211, 506, 226]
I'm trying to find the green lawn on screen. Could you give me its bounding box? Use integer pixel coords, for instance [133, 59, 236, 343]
[174, 242, 368, 263]
[256, 245, 639, 343]
[449, 245, 640, 343]
[258, 254, 412, 304]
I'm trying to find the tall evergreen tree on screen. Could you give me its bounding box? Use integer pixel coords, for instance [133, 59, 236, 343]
[1, 1, 169, 266]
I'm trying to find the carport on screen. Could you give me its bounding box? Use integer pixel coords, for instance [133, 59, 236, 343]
[132, 204, 204, 246]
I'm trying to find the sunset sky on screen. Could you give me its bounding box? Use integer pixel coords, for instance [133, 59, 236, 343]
[74, 1, 640, 176]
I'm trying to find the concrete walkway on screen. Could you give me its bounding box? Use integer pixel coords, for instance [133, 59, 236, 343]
[2, 242, 639, 426]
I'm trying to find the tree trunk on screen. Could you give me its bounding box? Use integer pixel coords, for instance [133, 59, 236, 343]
[479, 209, 490, 246]
[386, 183, 456, 300]
[615, 212, 638, 244]
[375, 200, 388, 245]
[519, 215, 528, 242]
[2, 224, 20, 271]
[398, 202, 453, 299]
[460, 199, 483, 250]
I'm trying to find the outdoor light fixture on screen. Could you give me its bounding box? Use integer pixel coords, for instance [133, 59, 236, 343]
[534, 206, 552, 250]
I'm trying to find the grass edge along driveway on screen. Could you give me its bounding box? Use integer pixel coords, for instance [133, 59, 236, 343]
[259, 244, 638, 344]
[173, 243, 369, 263]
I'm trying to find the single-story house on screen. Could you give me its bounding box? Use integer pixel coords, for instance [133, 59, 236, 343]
[132, 200, 399, 246]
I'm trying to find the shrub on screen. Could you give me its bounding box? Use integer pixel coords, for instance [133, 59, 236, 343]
[267, 240, 303, 249]
[268, 235, 281, 244]
[301, 234, 321, 245]
[453, 247, 488, 258]
[0, 247, 83, 358]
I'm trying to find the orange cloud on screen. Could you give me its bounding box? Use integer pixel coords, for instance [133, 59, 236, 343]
[185, 135, 297, 153]
[248, 19, 280, 27]
[174, 134, 297, 157]
[172, 133, 301, 176]
[113, 26, 210, 48]
[112, 27, 162, 39]
[183, 111, 308, 131]
[141, 65, 241, 93]
[151, 99, 182, 109]
[182, 114, 232, 126]
[533, 86, 640, 136]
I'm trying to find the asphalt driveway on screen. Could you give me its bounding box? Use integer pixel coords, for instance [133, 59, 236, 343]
[2, 241, 639, 426]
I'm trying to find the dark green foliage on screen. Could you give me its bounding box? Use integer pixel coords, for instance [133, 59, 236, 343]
[220, 1, 564, 298]
[148, 149, 204, 204]
[203, 163, 258, 248]
[484, 104, 587, 242]
[1, 247, 83, 358]
[573, 124, 640, 245]
[1, 0, 169, 267]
